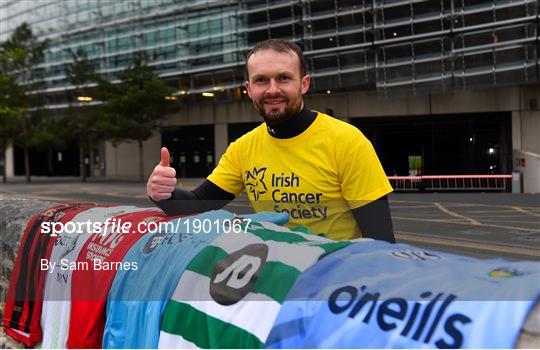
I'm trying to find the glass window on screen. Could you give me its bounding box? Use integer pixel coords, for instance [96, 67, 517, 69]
[159, 28, 175, 42]
[109, 39, 118, 52]
[118, 37, 132, 51]
[144, 32, 157, 46]
[162, 47, 176, 60]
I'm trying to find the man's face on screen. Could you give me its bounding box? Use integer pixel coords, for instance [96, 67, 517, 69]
[245, 49, 310, 125]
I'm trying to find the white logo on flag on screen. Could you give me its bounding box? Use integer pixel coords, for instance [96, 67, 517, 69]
[214, 254, 262, 289]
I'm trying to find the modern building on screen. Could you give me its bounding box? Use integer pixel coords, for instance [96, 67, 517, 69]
[1, 0, 539, 192]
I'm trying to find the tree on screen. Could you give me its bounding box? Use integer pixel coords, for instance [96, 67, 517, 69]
[98, 53, 176, 181]
[0, 49, 25, 183]
[0, 77, 23, 182]
[31, 108, 78, 176]
[65, 49, 103, 181]
[0, 23, 48, 182]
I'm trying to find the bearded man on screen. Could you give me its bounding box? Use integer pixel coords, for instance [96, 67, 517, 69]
[147, 39, 395, 242]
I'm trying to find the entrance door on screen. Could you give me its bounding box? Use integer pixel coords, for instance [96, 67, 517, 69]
[14, 141, 80, 176]
[162, 125, 215, 178]
[353, 113, 512, 176]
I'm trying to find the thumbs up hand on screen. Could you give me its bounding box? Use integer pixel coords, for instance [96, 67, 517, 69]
[147, 147, 177, 201]
[159, 146, 170, 167]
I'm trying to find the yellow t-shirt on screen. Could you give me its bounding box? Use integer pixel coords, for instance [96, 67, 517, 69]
[208, 112, 393, 240]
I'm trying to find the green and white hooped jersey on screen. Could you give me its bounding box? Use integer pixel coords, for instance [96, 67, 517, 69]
[158, 220, 351, 349]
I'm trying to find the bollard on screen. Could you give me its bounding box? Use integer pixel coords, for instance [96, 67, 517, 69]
[512, 171, 523, 193]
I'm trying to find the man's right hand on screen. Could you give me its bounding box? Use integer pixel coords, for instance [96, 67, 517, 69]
[147, 147, 177, 201]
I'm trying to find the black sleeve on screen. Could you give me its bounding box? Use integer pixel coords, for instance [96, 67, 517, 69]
[153, 179, 235, 216]
[352, 196, 396, 243]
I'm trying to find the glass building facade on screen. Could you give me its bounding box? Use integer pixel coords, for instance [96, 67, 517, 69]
[1, 0, 538, 107]
[1, 1, 538, 186]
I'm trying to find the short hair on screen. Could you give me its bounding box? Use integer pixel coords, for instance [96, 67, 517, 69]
[245, 39, 307, 78]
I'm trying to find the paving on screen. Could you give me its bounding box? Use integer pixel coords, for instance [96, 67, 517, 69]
[1, 177, 539, 260]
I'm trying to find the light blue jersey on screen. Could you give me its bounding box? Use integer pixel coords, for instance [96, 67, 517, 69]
[103, 210, 288, 349]
[267, 241, 539, 349]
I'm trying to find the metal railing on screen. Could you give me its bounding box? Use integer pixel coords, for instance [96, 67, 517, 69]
[388, 175, 513, 192]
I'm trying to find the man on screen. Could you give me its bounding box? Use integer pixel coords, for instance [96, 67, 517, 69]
[147, 39, 395, 242]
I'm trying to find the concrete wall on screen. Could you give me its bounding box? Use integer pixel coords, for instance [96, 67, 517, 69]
[190, 84, 527, 120]
[512, 109, 540, 194]
[165, 100, 260, 126]
[510, 85, 540, 193]
[348, 91, 431, 117]
[105, 133, 161, 181]
[165, 104, 215, 126]
[214, 101, 260, 124]
[5, 144, 14, 177]
[214, 123, 228, 163]
[521, 111, 540, 154]
[305, 93, 350, 117]
[514, 150, 540, 194]
[430, 87, 521, 114]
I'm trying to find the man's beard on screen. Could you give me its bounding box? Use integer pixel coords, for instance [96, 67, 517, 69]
[254, 95, 303, 126]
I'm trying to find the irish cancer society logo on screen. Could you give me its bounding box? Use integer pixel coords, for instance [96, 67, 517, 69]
[245, 167, 268, 201]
